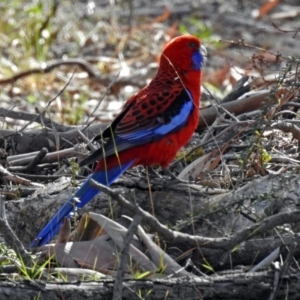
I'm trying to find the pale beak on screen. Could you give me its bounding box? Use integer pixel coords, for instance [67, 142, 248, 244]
[200, 45, 207, 57]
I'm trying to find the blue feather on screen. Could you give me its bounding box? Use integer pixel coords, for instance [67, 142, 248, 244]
[192, 51, 205, 70]
[154, 99, 193, 135]
[114, 89, 194, 145]
[30, 159, 134, 247]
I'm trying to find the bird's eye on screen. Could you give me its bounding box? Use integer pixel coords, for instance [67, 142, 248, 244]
[188, 42, 197, 48]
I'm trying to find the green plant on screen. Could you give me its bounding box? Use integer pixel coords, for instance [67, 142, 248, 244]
[61, 90, 88, 125]
[201, 257, 214, 272]
[133, 269, 152, 280]
[1, 1, 58, 62]
[0, 242, 17, 261]
[23, 0, 58, 61]
[33, 292, 42, 300]
[17, 254, 52, 280]
[69, 159, 80, 186]
[179, 18, 221, 47]
[136, 288, 153, 300]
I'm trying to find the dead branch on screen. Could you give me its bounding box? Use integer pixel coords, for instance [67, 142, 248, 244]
[90, 179, 300, 250]
[0, 59, 144, 89]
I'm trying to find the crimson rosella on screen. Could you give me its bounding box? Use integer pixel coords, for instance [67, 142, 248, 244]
[31, 35, 206, 247]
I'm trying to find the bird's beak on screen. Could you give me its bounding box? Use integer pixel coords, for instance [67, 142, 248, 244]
[200, 45, 207, 57]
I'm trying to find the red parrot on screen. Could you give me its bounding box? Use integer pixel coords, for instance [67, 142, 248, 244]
[31, 35, 206, 247]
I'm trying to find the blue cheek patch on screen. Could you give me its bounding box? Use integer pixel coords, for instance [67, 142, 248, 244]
[192, 51, 204, 70]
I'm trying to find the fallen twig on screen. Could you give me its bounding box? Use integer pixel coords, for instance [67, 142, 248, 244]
[90, 179, 300, 250]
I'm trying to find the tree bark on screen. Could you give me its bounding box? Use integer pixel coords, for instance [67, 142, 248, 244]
[0, 271, 298, 300]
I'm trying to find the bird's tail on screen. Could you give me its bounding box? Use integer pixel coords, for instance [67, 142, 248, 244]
[30, 160, 134, 248]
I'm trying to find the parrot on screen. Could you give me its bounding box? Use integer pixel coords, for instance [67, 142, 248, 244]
[30, 34, 206, 247]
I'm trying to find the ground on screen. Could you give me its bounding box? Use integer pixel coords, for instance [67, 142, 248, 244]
[0, 1, 300, 299]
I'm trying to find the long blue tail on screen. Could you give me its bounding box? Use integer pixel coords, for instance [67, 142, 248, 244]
[30, 160, 134, 248]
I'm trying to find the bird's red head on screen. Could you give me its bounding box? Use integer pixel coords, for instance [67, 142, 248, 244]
[160, 35, 206, 75]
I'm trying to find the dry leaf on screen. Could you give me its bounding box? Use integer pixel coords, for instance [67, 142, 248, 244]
[75, 213, 105, 242]
[89, 212, 157, 272]
[178, 153, 211, 180]
[254, 0, 280, 19]
[135, 218, 195, 277]
[179, 146, 227, 181]
[40, 236, 119, 271]
[56, 217, 71, 244]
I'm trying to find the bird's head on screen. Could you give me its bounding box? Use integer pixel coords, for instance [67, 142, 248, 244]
[160, 35, 206, 75]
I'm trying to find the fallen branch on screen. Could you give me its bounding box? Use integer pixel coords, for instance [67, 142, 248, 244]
[0, 59, 143, 88]
[198, 89, 284, 130]
[90, 179, 300, 250]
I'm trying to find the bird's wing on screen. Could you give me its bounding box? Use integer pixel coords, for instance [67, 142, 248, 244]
[79, 86, 195, 167]
[117, 88, 193, 138]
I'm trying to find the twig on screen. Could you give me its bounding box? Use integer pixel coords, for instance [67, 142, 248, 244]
[0, 59, 101, 85]
[12, 71, 76, 135]
[22, 148, 48, 173]
[271, 121, 300, 150]
[0, 58, 142, 92]
[90, 180, 300, 250]
[112, 214, 142, 300]
[199, 116, 222, 144]
[82, 70, 121, 131]
[214, 105, 240, 122]
[172, 120, 254, 167]
[0, 194, 32, 265]
[11, 173, 84, 182]
[50, 267, 106, 280]
[280, 242, 296, 278]
[76, 130, 98, 153]
[272, 22, 300, 38]
[282, 101, 300, 109]
[7, 147, 78, 166]
[221, 76, 251, 103]
[197, 88, 285, 130]
[0, 108, 73, 133]
[220, 39, 285, 61]
[275, 110, 297, 117]
[268, 261, 281, 300]
[0, 165, 32, 186]
[0, 194, 6, 220]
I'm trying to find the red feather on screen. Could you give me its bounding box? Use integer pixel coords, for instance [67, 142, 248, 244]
[93, 34, 203, 171]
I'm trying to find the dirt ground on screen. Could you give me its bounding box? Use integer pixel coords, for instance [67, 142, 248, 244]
[1, 1, 300, 299]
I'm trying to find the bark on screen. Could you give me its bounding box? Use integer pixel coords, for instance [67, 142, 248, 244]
[0, 271, 298, 300]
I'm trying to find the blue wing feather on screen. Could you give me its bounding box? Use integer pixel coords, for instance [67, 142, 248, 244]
[120, 98, 193, 139]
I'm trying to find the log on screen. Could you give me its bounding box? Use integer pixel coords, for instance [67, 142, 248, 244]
[0, 271, 297, 300]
